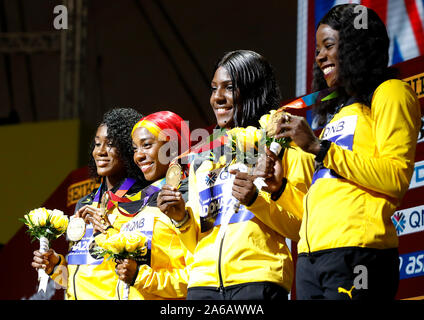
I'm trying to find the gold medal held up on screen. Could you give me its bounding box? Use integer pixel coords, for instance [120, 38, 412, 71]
[266, 110, 291, 138]
[166, 163, 182, 189]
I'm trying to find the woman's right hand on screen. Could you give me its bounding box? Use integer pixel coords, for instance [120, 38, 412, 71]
[274, 114, 320, 155]
[31, 249, 60, 275]
[157, 184, 186, 221]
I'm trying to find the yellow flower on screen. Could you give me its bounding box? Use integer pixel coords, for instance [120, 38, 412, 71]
[23, 214, 34, 227]
[258, 110, 277, 130]
[244, 126, 263, 150]
[258, 114, 270, 130]
[228, 126, 263, 152]
[235, 129, 248, 152]
[105, 233, 126, 254]
[226, 127, 241, 142]
[27, 208, 50, 227]
[48, 209, 69, 233]
[94, 233, 108, 248]
[95, 231, 148, 256]
[123, 231, 147, 253]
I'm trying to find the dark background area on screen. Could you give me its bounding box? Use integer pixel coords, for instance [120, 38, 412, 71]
[0, 0, 298, 166]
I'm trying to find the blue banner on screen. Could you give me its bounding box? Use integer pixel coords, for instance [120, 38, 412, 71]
[312, 115, 357, 184]
[198, 183, 254, 233]
[399, 250, 424, 280]
[67, 225, 103, 265]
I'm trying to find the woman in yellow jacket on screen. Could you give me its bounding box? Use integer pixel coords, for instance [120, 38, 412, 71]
[158, 50, 312, 300]
[31, 107, 147, 299]
[102, 111, 192, 299]
[274, 4, 421, 299]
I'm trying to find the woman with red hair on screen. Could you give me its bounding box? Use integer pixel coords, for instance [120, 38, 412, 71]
[94, 110, 192, 300]
[131, 111, 191, 178]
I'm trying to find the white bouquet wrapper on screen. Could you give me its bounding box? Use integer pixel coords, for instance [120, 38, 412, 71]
[122, 281, 130, 300]
[38, 236, 49, 293]
[253, 141, 282, 191]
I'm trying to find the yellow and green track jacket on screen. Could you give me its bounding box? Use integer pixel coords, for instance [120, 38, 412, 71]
[51, 179, 190, 300]
[177, 148, 312, 293]
[297, 79, 421, 254]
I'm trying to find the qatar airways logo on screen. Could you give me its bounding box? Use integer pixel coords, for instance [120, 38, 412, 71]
[392, 205, 424, 236]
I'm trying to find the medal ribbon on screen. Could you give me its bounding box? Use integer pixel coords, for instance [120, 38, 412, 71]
[277, 87, 338, 111]
[93, 177, 137, 209]
[108, 178, 166, 217]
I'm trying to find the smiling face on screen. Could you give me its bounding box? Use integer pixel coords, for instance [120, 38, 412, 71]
[92, 124, 126, 188]
[210, 66, 240, 129]
[132, 127, 169, 182]
[315, 24, 340, 88]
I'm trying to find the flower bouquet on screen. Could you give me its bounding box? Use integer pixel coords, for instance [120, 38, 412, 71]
[94, 231, 148, 300]
[226, 126, 266, 215]
[226, 126, 265, 167]
[21, 208, 69, 293]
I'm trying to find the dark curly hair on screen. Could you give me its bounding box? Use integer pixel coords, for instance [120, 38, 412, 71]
[312, 4, 397, 127]
[88, 108, 144, 181]
[214, 50, 282, 128]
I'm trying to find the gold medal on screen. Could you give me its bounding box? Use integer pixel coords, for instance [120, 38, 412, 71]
[266, 110, 290, 137]
[166, 163, 182, 189]
[66, 217, 86, 242]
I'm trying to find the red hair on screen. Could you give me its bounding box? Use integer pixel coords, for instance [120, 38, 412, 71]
[132, 111, 190, 155]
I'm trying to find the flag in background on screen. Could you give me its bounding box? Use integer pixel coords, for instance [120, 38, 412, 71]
[296, 0, 424, 97]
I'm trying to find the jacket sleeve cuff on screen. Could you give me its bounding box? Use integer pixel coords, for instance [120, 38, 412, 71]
[130, 263, 141, 286]
[246, 187, 259, 207]
[271, 178, 288, 202]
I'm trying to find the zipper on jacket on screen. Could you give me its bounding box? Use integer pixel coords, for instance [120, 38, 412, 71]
[117, 279, 121, 300]
[217, 233, 226, 294]
[73, 265, 80, 300]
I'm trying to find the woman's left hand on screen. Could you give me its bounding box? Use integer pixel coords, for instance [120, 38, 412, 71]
[274, 114, 320, 155]
[115, 259, 138, 284]
[230, 169, 257, 206]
